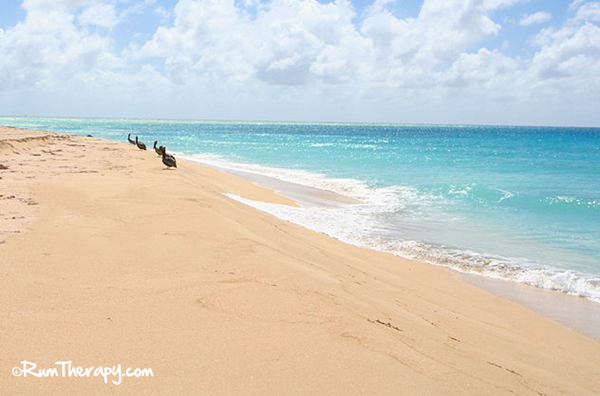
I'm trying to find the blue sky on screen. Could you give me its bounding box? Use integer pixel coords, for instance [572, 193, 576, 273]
[0, 0, 599, 126]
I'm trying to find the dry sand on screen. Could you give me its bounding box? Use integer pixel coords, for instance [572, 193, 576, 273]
[1, 127, 599, 396]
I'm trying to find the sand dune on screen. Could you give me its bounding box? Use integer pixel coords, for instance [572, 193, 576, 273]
[1, 127, 599, 395]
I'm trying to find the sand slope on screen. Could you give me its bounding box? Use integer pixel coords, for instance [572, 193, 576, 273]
[1, 127, 599, 395]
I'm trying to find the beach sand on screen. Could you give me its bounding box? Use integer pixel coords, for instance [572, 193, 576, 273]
[1, 127, 599, 395]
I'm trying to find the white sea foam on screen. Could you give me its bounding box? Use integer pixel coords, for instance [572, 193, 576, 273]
[183, 153, 415, 206]
[226, 193, 600, 302]
[546, 196, 600, 208]
[309, 143, 335, 147]
[308, 142, 377, 149]
[183, 153, 600, 302]
[497, 189, 515, 203]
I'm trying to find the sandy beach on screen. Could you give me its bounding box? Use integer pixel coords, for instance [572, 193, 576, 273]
[1, 127, 599, 396]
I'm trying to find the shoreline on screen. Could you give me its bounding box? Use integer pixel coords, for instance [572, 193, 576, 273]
[4, 118, 599, 304]
[186, 155, 600, 340]
[2, 127, 599, 395]
[462, 273, 600, 341]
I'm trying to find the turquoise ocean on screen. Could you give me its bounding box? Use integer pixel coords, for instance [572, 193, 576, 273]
[3, 117, 599, 301]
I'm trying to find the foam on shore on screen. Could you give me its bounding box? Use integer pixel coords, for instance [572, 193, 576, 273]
[183, 154, 600, 303]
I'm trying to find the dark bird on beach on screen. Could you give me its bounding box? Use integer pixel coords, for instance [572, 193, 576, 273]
[127, 133, 135, 145]
[160, 146, 177, 169]
[135, 136, 147, 150]
[153, 140, 163, 156]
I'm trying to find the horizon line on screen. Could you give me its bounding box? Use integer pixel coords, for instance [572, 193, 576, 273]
[1, 114, 598, 130]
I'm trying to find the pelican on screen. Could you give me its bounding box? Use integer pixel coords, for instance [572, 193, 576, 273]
[153, 141, 163, 156]
[160, 146, 177, 169]
[161, 146, 175, 161]
[127, 134, 135, 145]
[135, 136, 147, 150]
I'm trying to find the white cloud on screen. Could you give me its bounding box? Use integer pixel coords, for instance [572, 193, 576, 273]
[530, 21, 600, 82]
[574, 2, 600, 22]
[137, 0, 529, 90]
[444, 48, 521, 88]
[569, 0, 586, 11]
[519, 11, 552, 26]
[138, 0, 365, 86]
[155, 6, 170, 19]
[22, 0, 94, 12]
[0, 1, 121, 92]
[0, 0, 599, 126]
[78, 3, 118, 28]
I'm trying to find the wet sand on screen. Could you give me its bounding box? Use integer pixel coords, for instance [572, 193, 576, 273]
[462, 273, 600, 341]
[191, 156, 600, 341]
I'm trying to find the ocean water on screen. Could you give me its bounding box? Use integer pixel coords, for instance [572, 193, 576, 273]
[2, 117, 599, 301]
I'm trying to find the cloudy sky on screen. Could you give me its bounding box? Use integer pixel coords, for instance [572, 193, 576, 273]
[0, 0, 599, 126]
